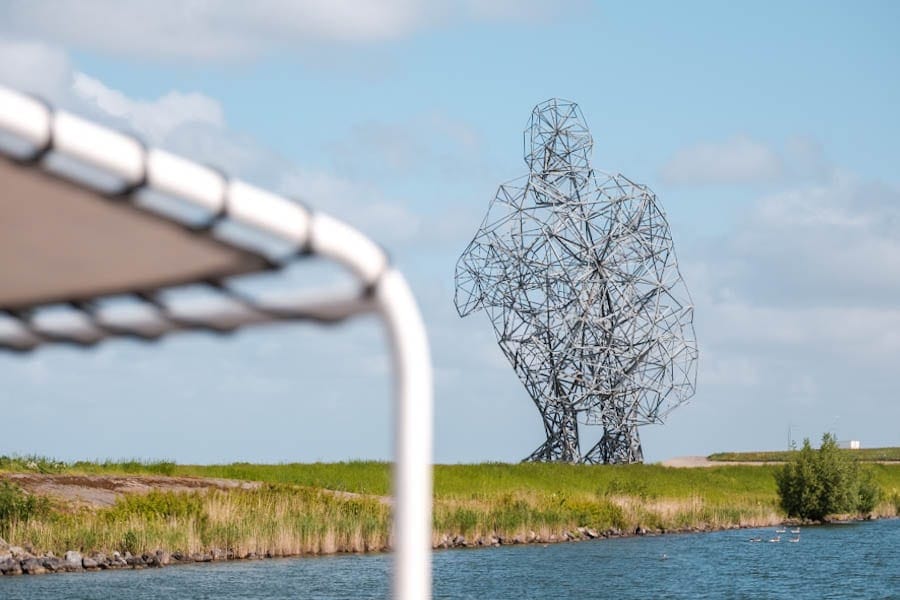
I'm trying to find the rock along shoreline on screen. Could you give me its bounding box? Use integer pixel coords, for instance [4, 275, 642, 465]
[1, 518, 855, 578]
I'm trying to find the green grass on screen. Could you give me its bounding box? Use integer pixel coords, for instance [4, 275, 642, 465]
[3, 455, 900, 557]
[7, 485, 391, 557]
[708, 447, 900, 463]
[1, 457, 784, 500]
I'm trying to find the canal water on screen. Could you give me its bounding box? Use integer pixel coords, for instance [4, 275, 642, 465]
[2, 519, 898, 599]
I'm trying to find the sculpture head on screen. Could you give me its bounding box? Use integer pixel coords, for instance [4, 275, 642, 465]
[524, 98, 593, 182]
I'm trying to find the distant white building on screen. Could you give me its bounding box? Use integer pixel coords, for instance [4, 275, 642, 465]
[838, 440, 861, 450]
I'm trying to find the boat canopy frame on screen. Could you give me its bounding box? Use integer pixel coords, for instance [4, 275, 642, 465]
[0, 85, 432, 600]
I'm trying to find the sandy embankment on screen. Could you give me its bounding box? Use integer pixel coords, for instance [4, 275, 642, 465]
[1, 473, 261, 508]
[659, 456, 779, 468]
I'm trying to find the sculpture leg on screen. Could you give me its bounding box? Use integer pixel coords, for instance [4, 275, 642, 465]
[523, 398, 582, 463]
[582, 405, 643, 464]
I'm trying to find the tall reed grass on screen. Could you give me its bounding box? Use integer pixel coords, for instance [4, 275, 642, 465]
[8, 485, 390, 557]
[3, 458, 899, 557]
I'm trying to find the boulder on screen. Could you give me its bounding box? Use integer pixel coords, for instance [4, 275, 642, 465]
[41, 556, 66, 572]
[0, 550, 11, 562]
[9, 546, 31, 559]
[156, 550, 171, 566]
[147, 555, 162, 568]
[191, 552, 213, 563]
[0, 557, 23, 575]
[63, 550, 83, 571]
[109, 552, 128, 568]
[91, 553, 109, 569]
[126, 554, 146, 568]
[211, 547, 227, 561]
[21, 558, 47, 575]
[82, 557, 99, 570]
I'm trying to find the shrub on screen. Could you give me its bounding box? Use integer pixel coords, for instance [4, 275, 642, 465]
[0, 481, 50, 537]
[122, 529, 140, 554]
[856, 469, 881, 514]
[775, 433, 882, 520]
[106, 491, 205, 521]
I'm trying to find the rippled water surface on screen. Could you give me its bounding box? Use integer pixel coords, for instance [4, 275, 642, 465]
[2, 519, 898, 599]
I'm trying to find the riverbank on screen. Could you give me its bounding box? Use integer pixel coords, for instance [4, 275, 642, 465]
[2, 459, 899, 577]
[4, 520, 898, 600]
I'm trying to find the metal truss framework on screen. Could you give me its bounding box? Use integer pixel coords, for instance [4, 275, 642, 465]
[455, 99, 698, 464]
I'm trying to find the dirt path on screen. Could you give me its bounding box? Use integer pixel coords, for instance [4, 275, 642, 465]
[660, 456, 778, 468]
[1, 473, 261, 508]
[1, 473, 392, 509]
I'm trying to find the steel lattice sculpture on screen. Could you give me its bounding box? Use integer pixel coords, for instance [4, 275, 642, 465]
[455, 99, 697, 464]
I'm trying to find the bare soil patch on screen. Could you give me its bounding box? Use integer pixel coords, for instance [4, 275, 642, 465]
[1, 473, 260, 508]
[660, 456, 777, 468]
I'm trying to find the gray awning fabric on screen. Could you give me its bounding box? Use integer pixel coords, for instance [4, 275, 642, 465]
[0, 157, 270, 311]
[0, 85, 390, 351]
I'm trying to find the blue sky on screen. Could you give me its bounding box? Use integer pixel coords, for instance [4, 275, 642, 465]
[1, 1, 898, 463]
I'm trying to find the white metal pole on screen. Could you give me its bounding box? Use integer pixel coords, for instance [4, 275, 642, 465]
[376, 269, 433, 600]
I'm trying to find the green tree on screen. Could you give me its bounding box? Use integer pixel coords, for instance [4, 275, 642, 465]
[774, 438, 815, 518]
[856, 469, 882, 514]
[814, 433, 856, 516]
[775, 433, 882, 520]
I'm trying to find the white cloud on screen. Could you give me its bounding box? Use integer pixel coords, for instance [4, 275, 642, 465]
[0, 1, 420, 60]
[659, 171, 900, 454]
[701, 301, 900, 360]
[0, 0, 588, 62]
[699, 352, 760, 386]
[712, 176, 900, 309]
[660, 134, 839, 187]
[660, 135, 783, 185]
[329, 111, 483, 179]
[687, 173, 900, 362]
[72, 73, 225, 144]
[0, 38, 226, 148]
[279, 169, 424, 245]
[782, 136, 833, 181]
[0, 38, 74, 100]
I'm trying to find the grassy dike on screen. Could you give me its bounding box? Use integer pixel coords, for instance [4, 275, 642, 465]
[3, 458, 900, 561]
[709, 447, 900, 463]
